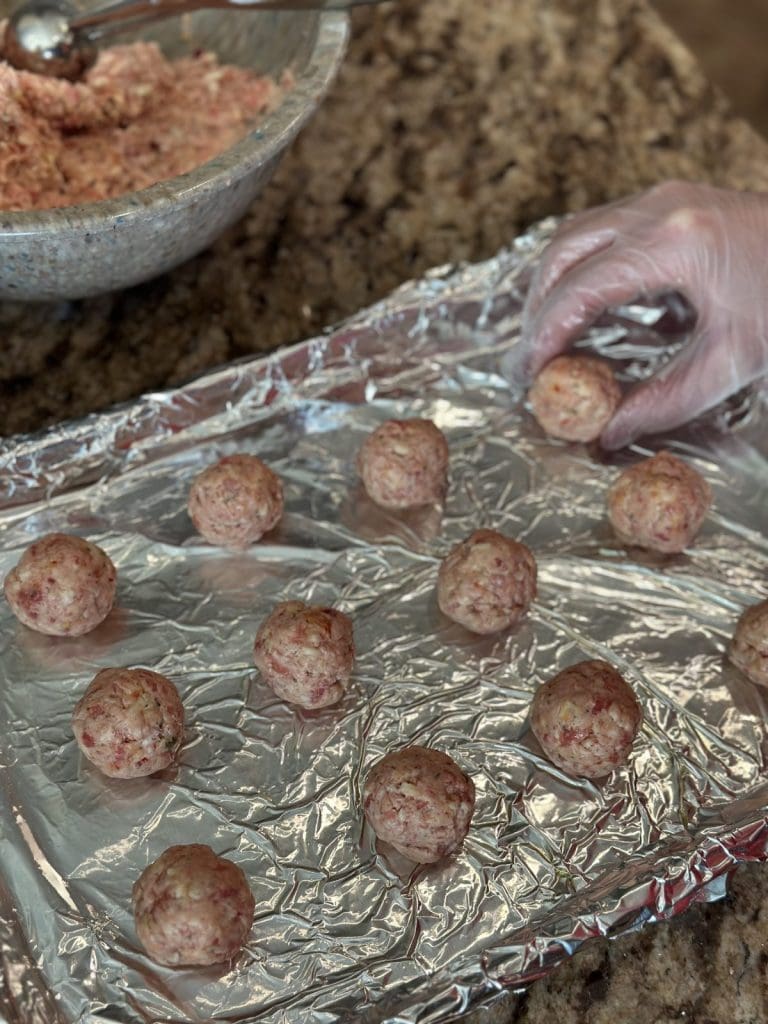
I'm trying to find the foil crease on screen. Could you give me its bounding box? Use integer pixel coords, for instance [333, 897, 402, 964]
[1, 219, 768, 1024]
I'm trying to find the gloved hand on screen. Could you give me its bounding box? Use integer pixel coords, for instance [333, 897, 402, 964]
[520, 180, 768, 449]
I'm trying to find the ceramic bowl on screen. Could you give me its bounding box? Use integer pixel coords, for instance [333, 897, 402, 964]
[0, 4, 349, 301]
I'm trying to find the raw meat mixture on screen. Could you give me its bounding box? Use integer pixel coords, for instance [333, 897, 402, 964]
[0, 39, 282, 211]
[437, 528, 537, 635]
[253, 600, 355, 709]
[357, 418, 450, 510]
[730, 599, 768, 688]
[363, 746, 475, 863]
[530, 659, 643, 778]
[607, 451, 711, 554]
[188, 453, 284, 549]
[4, 532, 116, 636]
[133, 844, 255, 966]
[72, 667, 184, 778]
[528, 354, 621, 443]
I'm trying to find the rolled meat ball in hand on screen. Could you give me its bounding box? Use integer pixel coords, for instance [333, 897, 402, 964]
[528, 354, 621, 443]
[72, 667, 184, 778]
[520, 182, 768, 450]
[437, 528, 537, 634]
[729, 599, 768, 687]
[254, 600, 355, 709]
[530, 660, 642, 778]
[363, 746, 475, 863]
[607, 451, 711, 554]
[133, 844, 255, 967]
[4, 533, 116, 637]
[188, 454, 283, 549]
[357, 418, 449, 510]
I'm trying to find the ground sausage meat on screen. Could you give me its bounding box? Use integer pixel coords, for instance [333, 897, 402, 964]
[133, 844, 255, 967]
[730, 599, 768, 687]
[530, 660, 642, 778]
[363, 746, 475, 863]
[437, 528, 537, 634]
[72, 667, 184, 778]
[0, 41, 283, 211]
[188, 454, 284, 549]
[357, 418, 450, 509]
[253, 600, 355, 709]
[607, 451, 711, 554]
[4, 533, 116, 636]
[528, 355, 621, 443]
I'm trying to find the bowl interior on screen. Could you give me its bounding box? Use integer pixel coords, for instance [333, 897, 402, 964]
[137, 8, 320, 76]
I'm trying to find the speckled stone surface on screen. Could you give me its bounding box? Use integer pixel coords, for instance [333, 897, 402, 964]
[2, 0, 768, 437]
[1, 1, 768, 1019]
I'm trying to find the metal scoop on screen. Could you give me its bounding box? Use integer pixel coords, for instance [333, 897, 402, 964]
[3, 0, 381, 80]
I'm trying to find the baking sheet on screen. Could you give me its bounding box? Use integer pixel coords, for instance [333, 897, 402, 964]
[1, 220, 768, 1024]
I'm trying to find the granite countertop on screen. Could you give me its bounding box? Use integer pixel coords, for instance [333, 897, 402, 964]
[2, 0, 768, 1019]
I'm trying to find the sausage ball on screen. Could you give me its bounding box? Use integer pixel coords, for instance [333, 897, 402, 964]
[133, 844, 255, 967]
[72, 667, 184, 779]
[528, 355, 621, 443]
[363, 746, 475, 863]
[729, 599, 768, 687]
[530, 660, 642, 778]
[607, 451, 711, 554]
[188, 454, 283, 549]
[4, 533, 117, 637]
[437, 528, 537, 634]
[357, 418, 449, 510]
[253, 600, 355, 709]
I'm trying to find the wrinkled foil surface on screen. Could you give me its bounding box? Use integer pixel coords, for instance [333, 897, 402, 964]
[1, 221, 768, 1024]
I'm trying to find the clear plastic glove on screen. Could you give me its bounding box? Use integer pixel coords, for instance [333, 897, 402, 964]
[521, 180, 768, 449]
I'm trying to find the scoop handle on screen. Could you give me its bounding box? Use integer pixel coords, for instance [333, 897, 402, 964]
[72, 0, 384, 41]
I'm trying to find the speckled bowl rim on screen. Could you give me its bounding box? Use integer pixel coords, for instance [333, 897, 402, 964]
[0, 11, 349, 235]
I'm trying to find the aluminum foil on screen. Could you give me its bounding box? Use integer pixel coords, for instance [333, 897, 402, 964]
[1, 219, 768, 1024]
